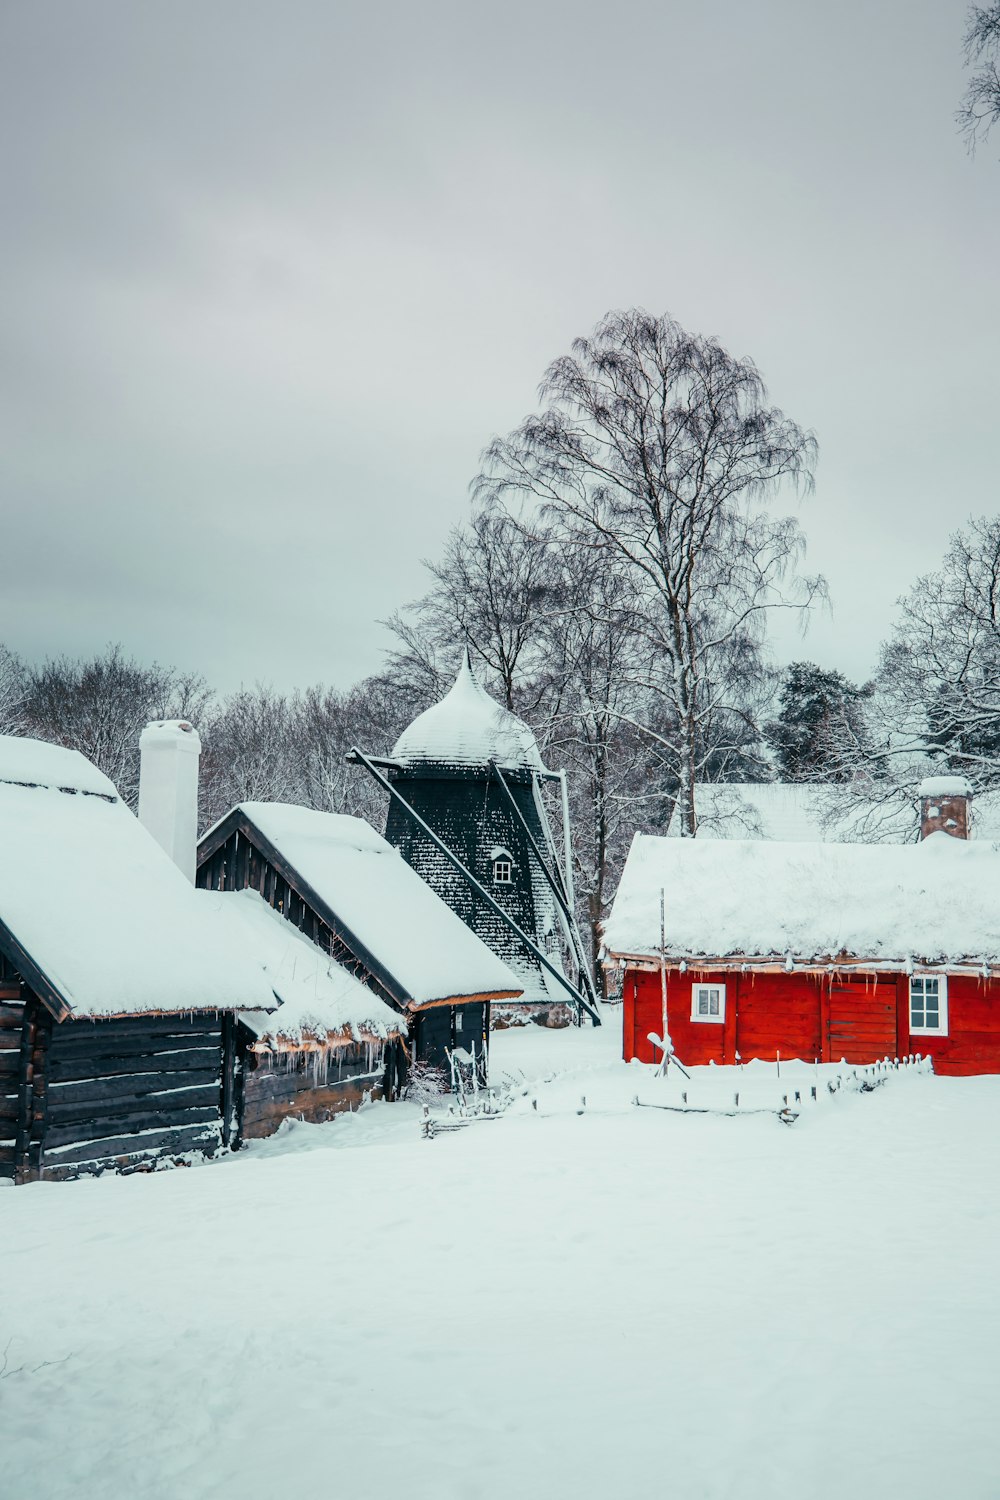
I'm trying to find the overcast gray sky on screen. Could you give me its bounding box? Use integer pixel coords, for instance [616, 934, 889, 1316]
[1, 1, 996, 694]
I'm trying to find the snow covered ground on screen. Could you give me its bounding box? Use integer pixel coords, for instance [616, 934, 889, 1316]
[2, 1013, 999, 1500]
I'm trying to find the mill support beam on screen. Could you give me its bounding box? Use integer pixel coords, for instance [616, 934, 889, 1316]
[489, 761, 600, 1014]
[349, 747, 601, 1024]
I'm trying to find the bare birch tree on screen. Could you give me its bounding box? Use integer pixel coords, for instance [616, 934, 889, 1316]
[383, 506, 563, 713]
[876, 515, 1000, 782]
[476, 309, 821, 834]
[959, 4, 1000, 150]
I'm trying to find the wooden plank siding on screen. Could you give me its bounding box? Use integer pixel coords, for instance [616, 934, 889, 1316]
[241, 1040, 384, 1138]
[622, 965, 1000, 1074]
[0, 983, 26, 1180]
[40, 1013, 229, 1179]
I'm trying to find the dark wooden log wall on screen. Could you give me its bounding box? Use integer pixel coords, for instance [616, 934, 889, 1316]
[41, 1013, 228, 1180]
[241, 1039, 385, 1139]
[0, 976, 28, 1182]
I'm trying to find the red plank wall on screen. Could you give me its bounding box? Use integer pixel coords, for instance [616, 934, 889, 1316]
[622, 968, 1000, 1075]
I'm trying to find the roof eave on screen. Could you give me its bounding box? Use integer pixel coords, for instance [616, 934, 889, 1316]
[603, 950, 1000, 978]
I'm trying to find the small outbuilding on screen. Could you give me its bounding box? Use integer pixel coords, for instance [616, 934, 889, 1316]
[604, 781, 1000, 1076]
[196, 801, 524, 1088]
[201, 888, 405, 1136]
[0, 736, 275, 1183]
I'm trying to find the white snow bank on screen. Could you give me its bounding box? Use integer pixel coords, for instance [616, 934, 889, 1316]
[231, 802, 523, 1007]
[1, 1017, 997, 1500]
[0, 739, 276, 1017]
[200, 889, 403, 1045]
[392, 651, 544, 770]
[605, 829, 1000, 966]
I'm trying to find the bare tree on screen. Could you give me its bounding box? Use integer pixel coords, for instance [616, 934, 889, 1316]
[384, 506, 563, 712]
[23, 644, 211, 805]
[476, 308, 821, 834]
[199, 686, 298, 828]
[811, 516, 1000, 841]
[288, 675, 418, 829]
[877, 515, 1000, 782]
[0, 644, 26, 736]
[536, 539, 658, 986]
[959, 4, 1000, 151]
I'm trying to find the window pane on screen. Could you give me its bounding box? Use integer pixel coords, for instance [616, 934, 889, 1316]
[698, 992, 709, 1015]
[925, 1005, 939, 1028]
[924, 978, 938, 999]
[911, 998, 925, 1026]
[709, 993, 719, 1015]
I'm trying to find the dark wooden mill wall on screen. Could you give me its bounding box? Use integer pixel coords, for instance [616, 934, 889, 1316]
[384, 764, 560, 1000]
[241, 1038, 386, 1138]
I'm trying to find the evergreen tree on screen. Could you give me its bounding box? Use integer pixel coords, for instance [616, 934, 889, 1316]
[766, 662, 871, 782]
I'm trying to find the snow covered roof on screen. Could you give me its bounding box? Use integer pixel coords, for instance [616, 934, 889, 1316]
[214, 802, 524, 1009]
[0, 735, 277, 1018]
[199, 889, 404, 1047]
[0, 733, 118, 799]
[918, 775, 971, 798]
[604, 830, 1000, 970]
[391, 652, 545, 772]
[668, 782, 917, 843]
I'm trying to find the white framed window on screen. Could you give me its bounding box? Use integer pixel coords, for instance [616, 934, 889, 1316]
[691, 983, 726, 1023]
[909, 974, 948, 1035]
[454, 1011, 463, 1033]
[493, 859, 513, 884]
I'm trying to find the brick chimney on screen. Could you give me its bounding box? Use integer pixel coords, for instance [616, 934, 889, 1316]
[917, 775, 972, 841]
[138, 720, 201, 880]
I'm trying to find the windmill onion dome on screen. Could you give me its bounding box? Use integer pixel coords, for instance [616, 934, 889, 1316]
[392, 651, 546, 772]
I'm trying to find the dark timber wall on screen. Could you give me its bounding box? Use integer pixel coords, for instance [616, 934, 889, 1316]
[41, 1013, 232, 1179]
[241, 1037, 386, 1138]
[384, 764, 561, 1000]
[1, 948, 235, 1184]
[0, 968, 46, 1184]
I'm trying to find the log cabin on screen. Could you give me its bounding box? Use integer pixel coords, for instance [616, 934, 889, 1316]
[0, 735, 276, 1183]
[196, 801, 524, 1089]
[200, 887, 405, 1136]
[604, 780, 1000, 1076]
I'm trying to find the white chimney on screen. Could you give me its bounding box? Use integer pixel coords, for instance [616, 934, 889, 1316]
[138, 720, 201, 881]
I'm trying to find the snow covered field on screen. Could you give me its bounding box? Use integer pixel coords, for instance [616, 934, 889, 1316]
[2, 1016, 999, 1500]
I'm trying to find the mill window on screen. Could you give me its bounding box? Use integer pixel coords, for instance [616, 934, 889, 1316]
[910, 975, 948, 1035]
[691, 983, 726, 1023]
[493, 859, 513, 884]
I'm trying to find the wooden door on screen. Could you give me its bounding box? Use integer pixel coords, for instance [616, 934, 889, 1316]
[827, 981, 896, 1064]
[415, 1008, 452, 1073]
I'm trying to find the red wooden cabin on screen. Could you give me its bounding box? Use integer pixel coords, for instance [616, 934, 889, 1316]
[604, 781, 1000, 1077]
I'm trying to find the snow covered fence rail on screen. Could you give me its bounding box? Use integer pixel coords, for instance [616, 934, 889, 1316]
[631, 1053, 934, 1125]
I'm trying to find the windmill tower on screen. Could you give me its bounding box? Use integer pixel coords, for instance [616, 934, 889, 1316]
[351, 652, 599, 1024]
